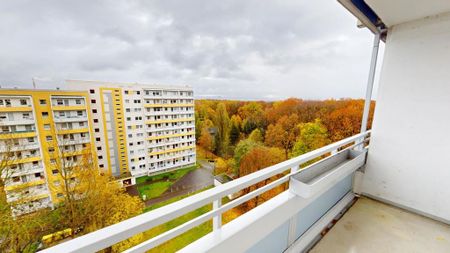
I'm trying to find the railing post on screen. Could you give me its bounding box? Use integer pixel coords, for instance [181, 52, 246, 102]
[359, 32, 381, 150]
[287, 164, 299, 246]
[213, 198, 222, 231]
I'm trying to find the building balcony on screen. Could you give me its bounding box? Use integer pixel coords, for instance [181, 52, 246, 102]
[0, 142, 40, 152]
[0, 118, 35, 126]
[0, 130, 36, 139]
[51, 105, 87, 111]
[144, 103, 194, 108]
[56, 127, 89, 135]
[53, 115, 88, 123]
[0, 105, 33, 112]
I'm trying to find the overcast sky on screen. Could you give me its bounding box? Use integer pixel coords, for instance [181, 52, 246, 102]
[0, 0, 383, 100]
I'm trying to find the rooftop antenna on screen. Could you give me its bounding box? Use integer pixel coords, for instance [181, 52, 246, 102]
[32, 77, 37, 89]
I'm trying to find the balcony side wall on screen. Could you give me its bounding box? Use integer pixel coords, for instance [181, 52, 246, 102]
[362, 12, 450, 223]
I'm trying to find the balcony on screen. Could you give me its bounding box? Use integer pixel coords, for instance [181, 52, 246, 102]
[41, 132, 378, 252]
[0, 118, 35, 126]
[54, 115, 88, 123]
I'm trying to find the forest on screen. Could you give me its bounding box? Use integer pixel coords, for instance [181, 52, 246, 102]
[196, 98, 375, 183]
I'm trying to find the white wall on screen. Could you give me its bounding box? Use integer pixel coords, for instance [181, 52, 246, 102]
[362, 12, 450, 223]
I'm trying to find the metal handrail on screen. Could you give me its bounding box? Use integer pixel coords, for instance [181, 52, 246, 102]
[41, 131, 370, 253]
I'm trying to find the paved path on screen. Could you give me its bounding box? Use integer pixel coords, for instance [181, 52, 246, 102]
[144, 164, 214, 206]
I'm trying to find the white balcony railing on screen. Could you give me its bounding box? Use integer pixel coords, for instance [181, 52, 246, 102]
[42, 131, 370, 253]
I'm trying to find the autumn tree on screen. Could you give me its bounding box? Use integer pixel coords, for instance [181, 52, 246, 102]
[248, 128, 263, 143]
[264, 114, 299, 159]
[233, 139, 261, 172]
[265, 98, 302, 124]
[213, 103, 231, 156]
[239, 146, 284, 208]
[291, 119, 330, 157]
[229, 115, 242, 145]
[198, 127, 214, 158]
[238, 102, 265, 134]
[0, 138, 53, 252]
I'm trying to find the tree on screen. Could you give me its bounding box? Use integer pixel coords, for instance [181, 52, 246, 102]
[198, 127, 214, 158]
[248, 128, 263, 143]
[0, 137, 53, 252]
[291, 119, 330, 157]
[238, 102, 265, 134]
[265, 98, 302, 124]
[233, 139, 261, 172]
[239, 146, 284, 208]
[264, 114, 299, 159]
[229, 115, 242, 145]
[213, 103, 231, 156]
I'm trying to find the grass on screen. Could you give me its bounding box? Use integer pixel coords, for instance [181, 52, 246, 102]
[136, 164, 199, 199]
[137, 181, 173, 199]
[136, 164, 198, 185]
[140, 187, 244, 253]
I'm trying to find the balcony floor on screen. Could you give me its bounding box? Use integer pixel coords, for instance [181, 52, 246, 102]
[310, 196, 450, 253]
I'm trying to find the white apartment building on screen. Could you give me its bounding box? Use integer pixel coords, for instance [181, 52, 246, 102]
[66, 80, 196, 184]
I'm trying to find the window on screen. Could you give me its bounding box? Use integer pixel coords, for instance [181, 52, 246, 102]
[22, 113, 30, 119]
[77, 111, 83, 116]
[34, 172, 42, 178]
[97, 146, 102, 151]
[48, 147, 55, 152]
[39, 99, 46, 105]
[42, 112, 49, 118]
[94, 128, 99, 133]
[44, 124, 51, 130]
[93, 119, 98, 123]
[28, 137, 35, 143]
[5, 99, 11, 107]
[20, 99, 27, 105]
[125, 90, 129, 94]
[136, 91, 140, 95]
[92, 109, 97, 113]
[75, 99, 81, 104]
[59, 111, 65, 117]
[79, 122, 85, 127]
[46, 136, 52, 141]
[52, 169, 58, 175]
[90, 89, 95, 94]
[99, 164, 104, 168]
[95, 137, 100, 141]
[91, 99, 96, 104]
[98, 155, 103, 159]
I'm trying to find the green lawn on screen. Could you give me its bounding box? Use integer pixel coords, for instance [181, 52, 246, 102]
[136, 164, 198, 184]
[142, 187, 213, 253]
[137, 181, 173, 199]
[136, 164, 199, 199]
[139, 187, 242, 253]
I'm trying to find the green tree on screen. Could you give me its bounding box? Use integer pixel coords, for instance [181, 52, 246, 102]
[291, 119, 330, 157]
[248, 128, 263, 143]
[233, 139, 261, 171]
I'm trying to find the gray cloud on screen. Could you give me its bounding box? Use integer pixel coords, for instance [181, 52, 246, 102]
[0, 0, 380, 100]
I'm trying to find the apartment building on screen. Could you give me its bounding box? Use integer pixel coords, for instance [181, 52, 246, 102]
[66, 80, 196, 184]
[0, 89, 96, 214]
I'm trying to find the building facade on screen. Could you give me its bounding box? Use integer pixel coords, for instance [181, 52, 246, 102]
[66, 80, 196, 183]
[0, 89, 96, 213]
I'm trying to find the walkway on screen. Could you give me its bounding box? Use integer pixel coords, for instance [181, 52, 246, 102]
[144, 164, 214, 206]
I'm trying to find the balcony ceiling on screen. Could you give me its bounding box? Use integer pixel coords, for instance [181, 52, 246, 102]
[365, 0, 450, 26]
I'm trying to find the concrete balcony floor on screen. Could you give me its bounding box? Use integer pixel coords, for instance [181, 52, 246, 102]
[311, 197, 450, 253]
